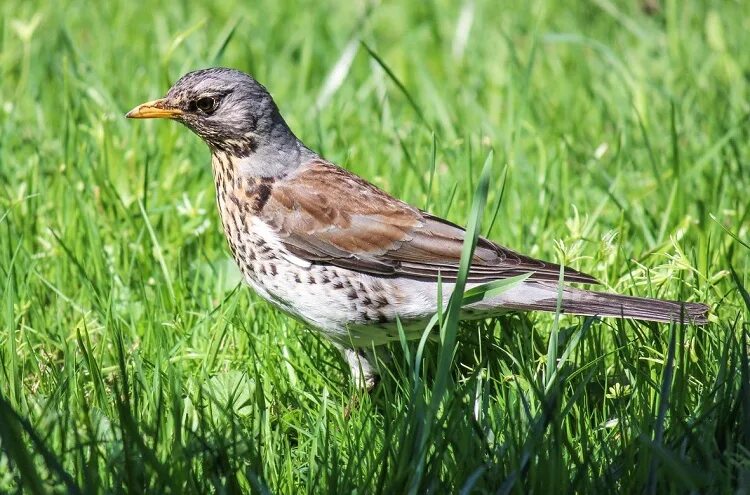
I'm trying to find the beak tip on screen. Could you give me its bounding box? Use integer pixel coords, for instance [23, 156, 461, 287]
[125, 105, 143, 119]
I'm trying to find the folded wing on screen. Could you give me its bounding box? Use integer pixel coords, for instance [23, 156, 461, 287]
[259, 160, 598, 285]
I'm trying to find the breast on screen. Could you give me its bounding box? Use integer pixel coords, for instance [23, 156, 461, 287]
[208, 153, 428, 343]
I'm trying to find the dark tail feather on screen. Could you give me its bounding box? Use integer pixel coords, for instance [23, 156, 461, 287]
[505, 284, 710, 325]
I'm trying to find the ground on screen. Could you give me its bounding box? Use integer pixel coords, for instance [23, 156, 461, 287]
[0, 0, 749, 492]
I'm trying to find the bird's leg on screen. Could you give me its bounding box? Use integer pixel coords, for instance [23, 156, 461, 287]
[336, 345, 381, 417]
[339, 346, 380, 392]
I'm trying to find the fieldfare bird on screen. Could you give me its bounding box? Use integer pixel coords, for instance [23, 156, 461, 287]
[127, 68, 709, 390]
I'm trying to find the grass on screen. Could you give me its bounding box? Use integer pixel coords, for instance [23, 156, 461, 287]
[1, 0, 749, 492]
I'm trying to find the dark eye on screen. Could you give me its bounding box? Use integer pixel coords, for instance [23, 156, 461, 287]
[195, 96, 217, 113]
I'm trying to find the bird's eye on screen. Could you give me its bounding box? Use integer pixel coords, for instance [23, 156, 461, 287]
[195, 96, 217, 113]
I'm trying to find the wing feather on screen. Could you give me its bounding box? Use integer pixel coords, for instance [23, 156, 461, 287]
[257, 160, 599, 285]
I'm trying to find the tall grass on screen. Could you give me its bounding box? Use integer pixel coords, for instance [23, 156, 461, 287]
[1, 0, 749, 492]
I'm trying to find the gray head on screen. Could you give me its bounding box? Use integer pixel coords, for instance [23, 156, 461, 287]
[127, 68, 315, 175]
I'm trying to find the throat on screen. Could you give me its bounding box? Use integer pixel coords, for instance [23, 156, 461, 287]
[207, 115, 318, 179]
[210, 149, 296, 187]
[210, 152, 275, 212]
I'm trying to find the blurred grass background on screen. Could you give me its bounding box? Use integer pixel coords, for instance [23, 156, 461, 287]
[1, 0, 749, 492]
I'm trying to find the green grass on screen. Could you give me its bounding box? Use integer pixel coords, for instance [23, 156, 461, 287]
[1, 0, 749, 492]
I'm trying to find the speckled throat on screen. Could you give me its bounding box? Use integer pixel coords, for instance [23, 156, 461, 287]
[210, 151, 277, 278]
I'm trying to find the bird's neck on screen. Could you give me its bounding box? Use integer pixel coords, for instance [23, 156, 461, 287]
[212, 119, 317, 182]
[236, 140, 316, 179]
[211, 140, 315, 190]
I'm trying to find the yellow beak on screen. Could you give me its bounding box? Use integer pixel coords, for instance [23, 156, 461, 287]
[125, 98, 183, 119]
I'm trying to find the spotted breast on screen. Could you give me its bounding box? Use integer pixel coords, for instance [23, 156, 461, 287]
[210, 152, 427, 345]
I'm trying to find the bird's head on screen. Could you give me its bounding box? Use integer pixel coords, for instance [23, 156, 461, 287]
[126, 68, 289, 157]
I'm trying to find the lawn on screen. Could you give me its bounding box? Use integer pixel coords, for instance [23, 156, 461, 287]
[1, 0, 749, 492]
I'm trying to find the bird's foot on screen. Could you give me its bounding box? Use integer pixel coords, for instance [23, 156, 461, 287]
[338, 345, 382, 418]
[343, 373, 380, 419]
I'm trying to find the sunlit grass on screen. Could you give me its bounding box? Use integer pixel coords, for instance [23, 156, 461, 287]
[1, 0, 749, 492]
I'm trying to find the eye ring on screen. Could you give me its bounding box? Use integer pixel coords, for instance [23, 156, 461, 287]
[195, 96, 217, 114]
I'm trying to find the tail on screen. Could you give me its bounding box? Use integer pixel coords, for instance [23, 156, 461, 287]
[498, 282, 710, 325]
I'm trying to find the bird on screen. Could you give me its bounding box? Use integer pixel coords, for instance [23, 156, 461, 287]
[126, 67, 709, 391]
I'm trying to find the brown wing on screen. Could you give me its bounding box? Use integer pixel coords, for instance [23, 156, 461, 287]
[259, 160, 598, 285]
